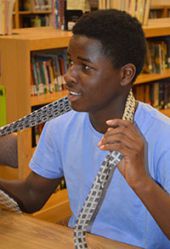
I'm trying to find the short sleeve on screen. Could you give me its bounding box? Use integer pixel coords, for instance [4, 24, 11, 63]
[29, 121, 64, 179]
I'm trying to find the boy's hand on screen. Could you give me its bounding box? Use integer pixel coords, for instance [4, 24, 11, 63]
[98, 119, 148, 188]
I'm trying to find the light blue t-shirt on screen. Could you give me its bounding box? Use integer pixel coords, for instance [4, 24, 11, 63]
[30, 102, 170, 249]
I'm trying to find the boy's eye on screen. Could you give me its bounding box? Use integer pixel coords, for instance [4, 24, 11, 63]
[82, 64, 91, 71]
[67, 59, 93, 72]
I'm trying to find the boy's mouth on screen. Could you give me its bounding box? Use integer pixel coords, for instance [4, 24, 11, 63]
[69, 91, 81, 96]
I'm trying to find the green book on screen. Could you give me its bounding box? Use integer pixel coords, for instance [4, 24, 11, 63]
[0, 85, 6, 127]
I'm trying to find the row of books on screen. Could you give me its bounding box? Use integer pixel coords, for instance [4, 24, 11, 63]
[143, 39, 169, 74]
[18, 0, 87, 30]
[0, 0, 15, 35]
[31, 50, 67, 96]
[133, 79, 170, 110]
[55, 0, 66, 30]
[98, 0, 151, 25]
[149, 9, 170, 19]
[146, 37, 170, 74]
[20, 1, 96, 29]
[15, 0, 153, 30]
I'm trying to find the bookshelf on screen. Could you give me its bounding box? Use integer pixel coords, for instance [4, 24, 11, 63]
[0, 27, 72, 179]
[0, 27, 72, 223]
[13, 0, 55, 28]
[0, 23, 170, 222]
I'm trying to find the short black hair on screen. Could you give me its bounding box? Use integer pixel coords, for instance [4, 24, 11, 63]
[72, 9, 146, 82]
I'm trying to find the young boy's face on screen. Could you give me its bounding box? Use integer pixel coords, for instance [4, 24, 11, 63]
[64, 35, 123, 115]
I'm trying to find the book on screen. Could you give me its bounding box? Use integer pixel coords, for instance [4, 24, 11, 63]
[144, 40, 167, 74]
[143, 0, 151, 25]
[0, 85, 6, 127]
[161, 36, 170, 68]
[0, 0, 15, 35]
[55, 0, 66, 30]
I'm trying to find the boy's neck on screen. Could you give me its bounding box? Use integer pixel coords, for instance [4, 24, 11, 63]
[89, 102, 126, 134]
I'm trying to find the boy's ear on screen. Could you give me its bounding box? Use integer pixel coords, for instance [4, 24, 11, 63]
[120, 64, 136, 86]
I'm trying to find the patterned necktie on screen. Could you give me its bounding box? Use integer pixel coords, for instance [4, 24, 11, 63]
[0, 90, 136, 249]
[73, 90, 136, 248]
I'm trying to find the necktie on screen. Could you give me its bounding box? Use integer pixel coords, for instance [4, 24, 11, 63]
[73, 90, 136, 248]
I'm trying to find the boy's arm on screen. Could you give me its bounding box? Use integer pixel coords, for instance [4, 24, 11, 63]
[99, 119, 170, 239]
[0, 171, 61, 213]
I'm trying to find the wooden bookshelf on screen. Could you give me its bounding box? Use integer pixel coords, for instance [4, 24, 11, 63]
[13, 0, 54, 28]
[18, 10, 52, 15]
[0, 27, 71, 124]
[143, 18, 170, 37]
[0, 28, 71, 180]
[0, 27, 72, 223]
[31, 90, 68, 106]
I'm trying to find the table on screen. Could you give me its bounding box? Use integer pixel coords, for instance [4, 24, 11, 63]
[0, 210, 142, 249]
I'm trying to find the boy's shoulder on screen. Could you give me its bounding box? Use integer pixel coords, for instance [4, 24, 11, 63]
[136, 102, 170, 137]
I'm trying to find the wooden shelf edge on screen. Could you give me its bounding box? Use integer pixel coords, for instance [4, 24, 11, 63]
[143, 19, 170, 37]
[3, 28, 72, 51]
[135, 68, 170, 85]
[160, 108, 170, 117]
[19, 10, 52, 15]
[30, 90, 68, 106]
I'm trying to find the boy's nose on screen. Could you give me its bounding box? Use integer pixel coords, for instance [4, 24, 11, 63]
[64, 66, 78, 84]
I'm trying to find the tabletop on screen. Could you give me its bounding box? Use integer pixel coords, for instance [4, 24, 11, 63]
[0, 210, 142, 249]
